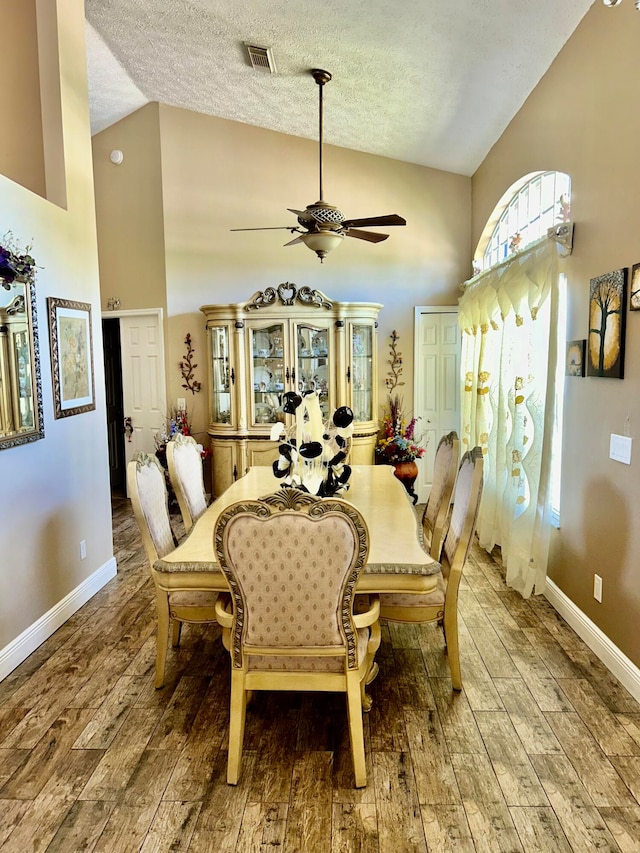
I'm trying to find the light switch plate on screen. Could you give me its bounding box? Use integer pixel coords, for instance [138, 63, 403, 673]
[610, 433, 632, 465]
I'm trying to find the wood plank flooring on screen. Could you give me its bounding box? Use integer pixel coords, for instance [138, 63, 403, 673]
[1, 497, 640, 851]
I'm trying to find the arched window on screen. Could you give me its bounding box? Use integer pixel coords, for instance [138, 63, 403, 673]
[474, 170, 571, 529]
[475, 171, 571, 273]
[461, 171, 572, 595]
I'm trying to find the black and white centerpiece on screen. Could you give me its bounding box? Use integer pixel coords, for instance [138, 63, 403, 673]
[270, 391, 353, 496]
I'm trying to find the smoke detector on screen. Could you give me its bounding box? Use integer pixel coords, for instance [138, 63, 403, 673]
[244, 43, 277, 73]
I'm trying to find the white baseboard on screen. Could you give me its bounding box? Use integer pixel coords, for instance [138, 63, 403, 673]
[545, 578, 640, 704]
[0, 558, 117, 682]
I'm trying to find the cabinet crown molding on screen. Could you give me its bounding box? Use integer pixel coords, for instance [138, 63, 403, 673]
[245, 283, 333, 312]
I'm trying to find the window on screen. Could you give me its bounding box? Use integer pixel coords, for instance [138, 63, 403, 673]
[475, 171, 571, 528]
[479, 172, 571, 273]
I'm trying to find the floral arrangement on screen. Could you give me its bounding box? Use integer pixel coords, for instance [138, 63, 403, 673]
[270, 391, 353, 496]
[0, 232, 36, 289]
[376, 394, 425, 463]
[376, 330, 426, 464]
[154, 407, 210, 459]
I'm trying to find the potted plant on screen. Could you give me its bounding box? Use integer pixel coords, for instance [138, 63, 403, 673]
[375, 331, 426, 503]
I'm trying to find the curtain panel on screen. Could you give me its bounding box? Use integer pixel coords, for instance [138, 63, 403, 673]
[458, 237, 559, 597]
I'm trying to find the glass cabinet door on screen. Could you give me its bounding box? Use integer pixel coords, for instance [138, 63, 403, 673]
[209, 325, 232, 424]
[350, 323, 374, 423]
[249, 322, 285, 426]
[295, 323, 331, 419]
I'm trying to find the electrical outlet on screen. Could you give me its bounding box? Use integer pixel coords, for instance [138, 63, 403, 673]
[594, 573, 602, 603]
[80, 540, 86, 560]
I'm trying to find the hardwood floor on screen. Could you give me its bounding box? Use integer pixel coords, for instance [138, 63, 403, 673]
[1, 499, 640, 851]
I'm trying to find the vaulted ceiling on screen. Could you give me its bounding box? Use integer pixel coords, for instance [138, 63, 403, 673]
[85, 0, 594, 177]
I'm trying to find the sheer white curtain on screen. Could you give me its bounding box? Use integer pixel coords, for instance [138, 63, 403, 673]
[458, 237, 559, 597]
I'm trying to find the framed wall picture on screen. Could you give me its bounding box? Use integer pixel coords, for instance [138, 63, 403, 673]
[587, 268, 627, 379]
[566, 339, 586, 377]
[630, 263, 640, 311]
[48, 297, 96, 418]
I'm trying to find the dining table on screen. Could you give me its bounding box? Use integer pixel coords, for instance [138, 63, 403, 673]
[154, 464, 442, 595]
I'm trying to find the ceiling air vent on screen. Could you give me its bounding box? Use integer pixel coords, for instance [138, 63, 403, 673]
[244, 43, 277, 73]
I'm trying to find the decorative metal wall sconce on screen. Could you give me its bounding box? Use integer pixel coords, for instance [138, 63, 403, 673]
[107, 297, 121, 311]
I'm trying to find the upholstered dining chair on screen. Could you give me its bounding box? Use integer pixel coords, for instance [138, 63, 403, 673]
[379, 446, 484, 690]
[166, 433, 208, 533]
[127, 452, 218, 688]
[421, 430, 460, 559]
[213, 488, 381, 788]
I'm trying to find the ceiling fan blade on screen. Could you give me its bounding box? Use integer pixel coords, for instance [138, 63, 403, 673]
[345, 229, 389, 243]
[230, 226, 299, 232]
[341, 214, 407, 229]
[287, 208, 315, 221]
[284, 235, 305, 247]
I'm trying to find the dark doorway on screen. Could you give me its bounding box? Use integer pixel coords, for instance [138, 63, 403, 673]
[102, 318, 126, 496]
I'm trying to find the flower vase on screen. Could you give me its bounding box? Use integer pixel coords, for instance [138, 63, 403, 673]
[392, 460, 419, 505]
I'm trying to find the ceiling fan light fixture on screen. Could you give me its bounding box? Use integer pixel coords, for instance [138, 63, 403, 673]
[299, 230, 345, 262]
[231, 68, 406, 258]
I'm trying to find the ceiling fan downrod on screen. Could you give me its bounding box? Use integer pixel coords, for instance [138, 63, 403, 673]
[230, 67, 406, 262]
[311, 68, 332, 203]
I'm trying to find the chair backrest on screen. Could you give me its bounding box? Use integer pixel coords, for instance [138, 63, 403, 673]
[127, 452, 176, 568]
[166, 434, 207, 532]
[441, 446, 484, 582]
[422, 431, 460, 559]
[213, 489, 369, 670]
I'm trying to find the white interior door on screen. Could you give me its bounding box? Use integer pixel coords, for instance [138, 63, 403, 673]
[119, 312, 166, 475]
[413, 306, 460, 503]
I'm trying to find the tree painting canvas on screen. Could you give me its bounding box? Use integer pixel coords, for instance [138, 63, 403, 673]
[587, 268, 627, 379]
[630, 263, 640, 311]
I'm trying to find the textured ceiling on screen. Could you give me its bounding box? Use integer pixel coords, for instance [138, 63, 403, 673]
[85, 0, 594, 176]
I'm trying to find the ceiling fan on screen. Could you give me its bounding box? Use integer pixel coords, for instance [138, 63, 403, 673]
[231, 68, 407, 262]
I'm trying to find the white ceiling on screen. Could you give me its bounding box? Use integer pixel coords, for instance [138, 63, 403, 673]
[85, 0, 594, 177]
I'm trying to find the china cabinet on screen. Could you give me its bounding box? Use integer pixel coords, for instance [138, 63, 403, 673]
[201, 283, 382, 496]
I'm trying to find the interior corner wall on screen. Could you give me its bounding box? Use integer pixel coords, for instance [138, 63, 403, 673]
[154, 104, 471, 436]
[0, 0, 113, 668]
[471, 2, 640, 666]
[92, 102, 167, 314]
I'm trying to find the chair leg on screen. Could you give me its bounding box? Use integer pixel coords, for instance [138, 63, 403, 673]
[346, 671, 367, 787]
[172, 619, 182, 647]
[443, 603, 462, 690]
[227, 668, 247, 785]
[155, 592, 170, 690]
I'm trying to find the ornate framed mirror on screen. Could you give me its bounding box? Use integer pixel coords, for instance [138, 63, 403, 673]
[0, 261, 44, 450]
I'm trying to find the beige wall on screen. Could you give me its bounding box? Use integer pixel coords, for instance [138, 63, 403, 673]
[1, 0, 45, 197]
[94, 103, 471, 446]
[472, 3, 640, 665]
[92, 103, 167, 313]
[0, 0, 112, 653]
[8, 0, 632, 685]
